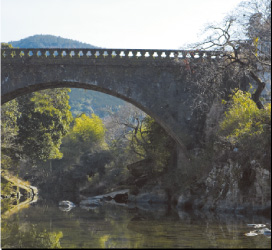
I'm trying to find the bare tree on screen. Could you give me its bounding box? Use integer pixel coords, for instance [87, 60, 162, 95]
[184, 0, 271, 110]
[103, 103, 146, 143]
[103, 103, 147, 159]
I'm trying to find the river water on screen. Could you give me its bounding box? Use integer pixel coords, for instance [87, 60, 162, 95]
[1, 198, 271, 249]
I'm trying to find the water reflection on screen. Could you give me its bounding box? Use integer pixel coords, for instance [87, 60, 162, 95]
[1, 196, 38, 220]
[1, 218, 63, 248]
[1, 199, 271, 249]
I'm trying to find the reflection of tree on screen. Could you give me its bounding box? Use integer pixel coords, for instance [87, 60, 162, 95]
[1, 197, 32, 219]
[2, 201, 270, 248]
[1, 219, 63, 249]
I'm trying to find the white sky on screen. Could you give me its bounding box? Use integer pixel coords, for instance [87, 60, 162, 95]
[1, 0, 245, 49]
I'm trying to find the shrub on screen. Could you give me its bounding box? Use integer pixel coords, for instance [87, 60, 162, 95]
[219, 89, 271, 168]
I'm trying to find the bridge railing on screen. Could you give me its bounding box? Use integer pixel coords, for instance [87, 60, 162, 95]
[1, 48, 223, 60]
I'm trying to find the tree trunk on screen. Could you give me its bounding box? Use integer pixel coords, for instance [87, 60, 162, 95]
[249, 71, 265, 109]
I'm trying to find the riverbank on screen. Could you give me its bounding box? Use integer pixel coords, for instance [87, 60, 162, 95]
[1, 170, 38, 197]
[1, 170, 38, 215]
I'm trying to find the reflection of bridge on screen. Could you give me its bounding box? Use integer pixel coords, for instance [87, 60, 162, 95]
[1, 48, 222, 153]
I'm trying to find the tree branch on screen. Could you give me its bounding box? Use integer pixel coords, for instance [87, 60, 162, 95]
[249, 70, 266, 109]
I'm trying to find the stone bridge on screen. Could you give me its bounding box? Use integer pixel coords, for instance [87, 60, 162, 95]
[1, 48, 222, 155]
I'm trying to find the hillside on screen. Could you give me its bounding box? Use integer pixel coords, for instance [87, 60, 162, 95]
[8, 34, 99, 48]
[69, 89, 124, 118]
[8, 35, 124, 117]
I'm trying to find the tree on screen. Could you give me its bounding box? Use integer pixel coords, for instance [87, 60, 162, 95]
[219, 89, 271, 168]
[1, 44, 21, 170]
[104, 103, 145, 143]
[104, 103, 175, 174]
[127, 116, 176, 173]
[1, 99, 21, 170]
[1, 219, 63, 249]
[68, 113, 106, 150]
[16, 88, 73, 162]
[104, 103, 147, 164]
[184, 0, 271, 111]
[60, 113, 107, 163]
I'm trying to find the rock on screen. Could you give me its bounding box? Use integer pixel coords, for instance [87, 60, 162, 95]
[245, 232, 258, 236]
[262, 228, 271, 236]
[29, 185, 38, 195]
[176, 158, 271, 214]
[58, 200, 76, 212]
[247, 224, 266, 228]
[113, 193, 128, 203]
[102, 189, 129, 199]
[59, 200, 76, 207]
[245, 227, 271, 237]
[103, 195, 112, 201]
[134, 189, 168, 205]
[80, 197, 101, 207]
[80, 189, 131, 208]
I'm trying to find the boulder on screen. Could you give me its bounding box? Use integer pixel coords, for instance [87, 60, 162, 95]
[58, 200, 76, 212]
[59, 200, 76, 207]
[80, 197, 101, 207]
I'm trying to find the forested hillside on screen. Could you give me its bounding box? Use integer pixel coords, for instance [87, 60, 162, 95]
[8, 34, 99, 48]
[69, 89, 124, 118]
[8, 34, 124, 117]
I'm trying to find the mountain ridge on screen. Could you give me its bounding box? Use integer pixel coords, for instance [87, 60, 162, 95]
[8, 34, 99, 49]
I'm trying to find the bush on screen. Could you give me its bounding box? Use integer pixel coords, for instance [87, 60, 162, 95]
[219, 89, 271, 168]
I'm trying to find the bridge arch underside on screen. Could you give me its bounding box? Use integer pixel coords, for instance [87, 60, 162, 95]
[2, 80, 176, 130]
[1, 60, 201, 158]
[3, 80, 189, 150]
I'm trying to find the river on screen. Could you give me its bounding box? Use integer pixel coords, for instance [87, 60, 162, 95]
[1, 198, 271, 248]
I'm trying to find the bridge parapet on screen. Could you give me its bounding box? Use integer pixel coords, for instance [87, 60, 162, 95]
[1, 48, 222, 60]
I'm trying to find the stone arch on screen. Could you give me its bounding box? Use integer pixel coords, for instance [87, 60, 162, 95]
[2, 48, 221, 157]
[2, 80, 180, 148]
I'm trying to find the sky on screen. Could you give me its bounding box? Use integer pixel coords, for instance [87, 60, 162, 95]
[1, 0, 246, 49]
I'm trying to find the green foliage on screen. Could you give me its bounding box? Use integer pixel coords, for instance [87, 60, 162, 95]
[128, 116, 175, 174]
[71, 114, 106, 143]
[220, 89, 271, 145]
[219, 89, 271, 168]
[1, 42, 14, 48]
[69, 88, 124, 118]
[1, 220, 63, 249]
[1, 99, 20, 145]
[1, 177, 14, 197]
[56, 113, 107, 174]
[63, 113, 107, 156]
[144, 117, 175, 169]
[1, 99, 21, 170]
[16, 88, 73, 162]
[30, 113, 109, 198]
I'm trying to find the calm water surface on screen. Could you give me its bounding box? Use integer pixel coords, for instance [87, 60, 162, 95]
[1, 199, 271, 248]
